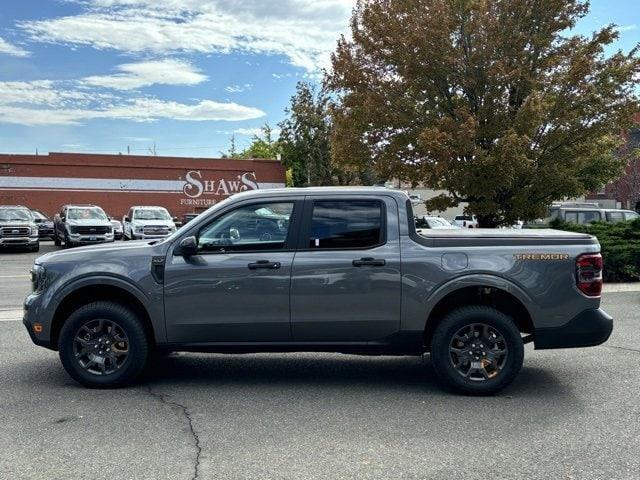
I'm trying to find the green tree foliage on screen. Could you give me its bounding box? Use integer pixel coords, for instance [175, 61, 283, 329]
[240, 124, 281, 160]
[221, 124, 281, 160]
[328, 0, 640, 226]
[278, 82, 337, 186]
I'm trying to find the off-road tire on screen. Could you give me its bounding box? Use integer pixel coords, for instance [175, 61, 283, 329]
[58, 301, 149, 388]
[430, 305, 524, 395]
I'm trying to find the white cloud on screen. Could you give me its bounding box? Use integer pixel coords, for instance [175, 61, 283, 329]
[123, 136, 153, 142]
[616, 24, 638, 33]
[19, 0, 354, 72]
[82, 58, 207, 90]
[233, 127, 263, 136]
[234, 127, 280, 137]
[0, 78, 265, 126]
[0, 37, 30, 57]
[225, 83, 252, 93]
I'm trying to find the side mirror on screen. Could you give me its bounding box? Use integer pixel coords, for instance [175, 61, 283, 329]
[34, 218, 42, 223]
[172, 216, 179, 223]
[124, 216, 130, 223]
[60, 215, 66, 221]
[177, 236, 198, 257]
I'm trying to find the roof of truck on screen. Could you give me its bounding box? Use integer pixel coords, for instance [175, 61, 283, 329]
[238, 186, 410, 199]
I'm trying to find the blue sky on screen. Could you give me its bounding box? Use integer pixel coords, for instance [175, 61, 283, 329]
[0, 0, 638, 158]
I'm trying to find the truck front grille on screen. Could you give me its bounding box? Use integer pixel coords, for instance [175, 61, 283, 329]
[0, 227, 30, 237]
[143, 225, 170, 235]
[71, 226, 111, 235]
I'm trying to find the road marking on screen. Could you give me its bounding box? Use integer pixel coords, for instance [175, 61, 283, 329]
[0, 275, 30, 279]
[0, 309, 23, 322]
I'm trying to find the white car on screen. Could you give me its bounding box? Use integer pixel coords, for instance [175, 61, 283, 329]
[452, 214, 479, 228]
[416, 216, 458, 231]
[123, 206, 176, 240]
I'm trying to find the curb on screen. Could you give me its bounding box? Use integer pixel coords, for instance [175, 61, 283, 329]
[603, 283, 640, 293]
[0, 308, 23, 322]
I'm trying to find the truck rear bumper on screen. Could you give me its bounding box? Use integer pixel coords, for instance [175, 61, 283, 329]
[535, 308, 613, 349]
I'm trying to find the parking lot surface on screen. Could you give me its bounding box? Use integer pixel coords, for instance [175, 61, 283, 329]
[1, 245, 639, 479]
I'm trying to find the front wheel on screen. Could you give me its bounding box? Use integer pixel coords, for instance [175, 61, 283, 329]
[58, 302, 149, 388]
[430, 306, 524, 395]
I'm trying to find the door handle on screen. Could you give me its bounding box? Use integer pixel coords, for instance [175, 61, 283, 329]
[248, 260, 281, 270]
[352, 257, 386, 267]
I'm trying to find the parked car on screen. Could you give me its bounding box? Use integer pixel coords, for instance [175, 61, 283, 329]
[182, 213, 199, 225]
[548, 202, 639, 225]
[25, 187, 611, 395]
[109, 218, 123, 240]
[123, 206, 176, 240]
[524, 202, 640, 228]
[31, 209, 55, 239]
[54, 204, 114, 248]
[452, 214, 479, 228]
[0, 205, 39, 251]
[415, 216, 458, 230]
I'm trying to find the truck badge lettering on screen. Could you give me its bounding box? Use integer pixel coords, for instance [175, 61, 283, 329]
[514, 253, 570, 261]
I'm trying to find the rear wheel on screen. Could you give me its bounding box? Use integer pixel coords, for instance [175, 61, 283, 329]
[58, 301, 149, 388]
[430, 306, 524, 395]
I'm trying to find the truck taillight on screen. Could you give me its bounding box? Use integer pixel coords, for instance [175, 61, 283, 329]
[576, 253, 603, 297]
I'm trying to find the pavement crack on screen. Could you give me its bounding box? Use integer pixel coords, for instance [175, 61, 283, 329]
[144, 385, 202, 480]
[604, 345, 640, 353]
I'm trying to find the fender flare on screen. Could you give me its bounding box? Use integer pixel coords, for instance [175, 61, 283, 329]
[47, 274, 164, 342]
[421, 273, 539, 330]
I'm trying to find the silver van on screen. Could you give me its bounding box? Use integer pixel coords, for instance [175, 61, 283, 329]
[549, 202, 639, 225]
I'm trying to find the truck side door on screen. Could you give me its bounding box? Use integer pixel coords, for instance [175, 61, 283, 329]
[163, 197, 303, 343]
[290, 196, 402, 342]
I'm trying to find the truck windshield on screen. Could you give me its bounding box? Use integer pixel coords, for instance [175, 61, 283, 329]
[0, 209, 33, 221]
[134, 209, 171, 220]
[68, 208, 107, 220]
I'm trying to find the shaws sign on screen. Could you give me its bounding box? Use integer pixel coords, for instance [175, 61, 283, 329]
[181, 170, 259, 206]
[0, 169, 283, 208]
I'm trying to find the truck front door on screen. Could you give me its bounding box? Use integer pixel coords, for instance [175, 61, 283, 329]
[163, 198, 302, 343]
[290, 196, 402, 342]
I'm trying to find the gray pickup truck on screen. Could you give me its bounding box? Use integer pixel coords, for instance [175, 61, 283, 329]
[24, 187, 612, 394]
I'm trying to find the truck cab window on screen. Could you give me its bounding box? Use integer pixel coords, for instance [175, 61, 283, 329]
[308, 200, 383, 249]
[197, 202, 293, 252]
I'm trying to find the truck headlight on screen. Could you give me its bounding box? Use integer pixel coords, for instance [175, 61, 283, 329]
[30, 264, 47, 293]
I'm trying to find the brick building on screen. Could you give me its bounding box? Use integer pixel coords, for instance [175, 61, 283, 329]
[0, 152, 286, 218]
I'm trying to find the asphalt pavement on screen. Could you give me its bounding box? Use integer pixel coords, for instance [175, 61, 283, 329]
[0, 243, 639, 479]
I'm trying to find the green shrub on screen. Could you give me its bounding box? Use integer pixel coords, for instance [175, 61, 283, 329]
[549, 218, 640, 282]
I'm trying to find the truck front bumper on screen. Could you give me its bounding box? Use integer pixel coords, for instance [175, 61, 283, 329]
[23, 293, 54, 350]
[535, 308, 613, 349]
[0, 237, 39, 247]
[68, 233, 114, 245]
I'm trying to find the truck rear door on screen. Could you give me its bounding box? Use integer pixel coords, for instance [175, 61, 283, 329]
[290, 195, 401, 342]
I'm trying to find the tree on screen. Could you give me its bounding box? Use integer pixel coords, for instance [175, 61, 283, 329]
[278, 82, 336, 186]
[328, 0, 640, 226]
[240, 124, 281, 159]
[222, 124, 281, 159]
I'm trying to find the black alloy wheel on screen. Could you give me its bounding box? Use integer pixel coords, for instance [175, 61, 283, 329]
[430, 306, 524, 395]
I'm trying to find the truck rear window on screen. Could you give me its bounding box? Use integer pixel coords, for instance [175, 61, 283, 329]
[308, 200, 383, 249]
